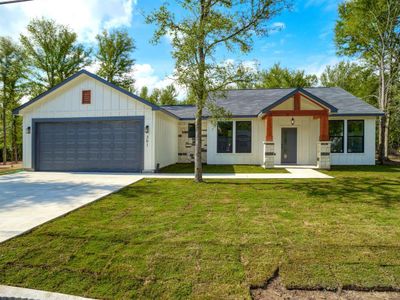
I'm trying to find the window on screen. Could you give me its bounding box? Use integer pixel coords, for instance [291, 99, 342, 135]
[188, 123, 195, 138]
[82, 90, 91, 104]
[217, 121, 233, 153]
[347, 120, 364, 153]
[329, 120, 344, 153]
[236, 121, 251, 153]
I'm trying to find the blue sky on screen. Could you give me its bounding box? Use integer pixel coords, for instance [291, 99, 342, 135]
[0, 0, 344, 96]
[129, 0, 343, 88]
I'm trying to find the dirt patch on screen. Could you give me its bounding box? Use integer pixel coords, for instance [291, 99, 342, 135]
[251, 275, 400, 300]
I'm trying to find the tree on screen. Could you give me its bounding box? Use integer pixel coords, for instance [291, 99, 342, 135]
[320, 61, 378, 105]
[20, 18, 91, 95]
[147, 0, 289, 182]
[96, 29, 136, 91]
[335, 0, 400, 162]
[256, 63, 317, 88]
[0, 37, 26, 164]
[139, 86, 150, 99]
[159, 84, 178, 105]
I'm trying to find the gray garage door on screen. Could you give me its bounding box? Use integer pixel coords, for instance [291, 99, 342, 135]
[35, 118, 144, 172]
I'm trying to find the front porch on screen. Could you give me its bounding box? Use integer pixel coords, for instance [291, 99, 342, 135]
[261, 91, 332, 169]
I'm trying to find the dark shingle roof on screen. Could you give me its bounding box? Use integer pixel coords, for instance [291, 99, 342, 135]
[162, 87, 383, 119]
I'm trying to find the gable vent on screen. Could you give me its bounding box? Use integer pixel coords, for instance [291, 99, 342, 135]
[82, 90, 91, 104]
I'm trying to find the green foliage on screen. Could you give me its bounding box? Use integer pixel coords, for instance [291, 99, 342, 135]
[96, 29, 136, 91]
[147, 0, 290, 180]
[256, 63, 318, 88]
[0, 37, 26, 163]
[20, 18, 91, 96]
[140, 84, 178, 105]
[320, 61, 379, 106]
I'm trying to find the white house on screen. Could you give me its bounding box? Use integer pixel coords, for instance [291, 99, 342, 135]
[13, 70, 383, 172]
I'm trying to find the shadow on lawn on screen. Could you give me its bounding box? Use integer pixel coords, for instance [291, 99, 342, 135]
[208, 177, 400, 208]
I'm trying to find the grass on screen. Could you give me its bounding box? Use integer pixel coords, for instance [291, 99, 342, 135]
[160, 163, 287, 173]
[0, 168, 22, 176]
[0, 165, 399, 299]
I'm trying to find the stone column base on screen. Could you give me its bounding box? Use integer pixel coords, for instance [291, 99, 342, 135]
[317, 141, 331, 169]
[263, 141, 275, 168]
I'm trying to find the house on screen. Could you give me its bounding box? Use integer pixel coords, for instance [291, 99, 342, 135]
[13, 70, 383, 172]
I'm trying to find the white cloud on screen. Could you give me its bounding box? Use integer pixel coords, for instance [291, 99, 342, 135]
[299, 55, 341, 78]
[269, 22, 286, 34]
[133, 63, 186, 100]
[0, 0, 135, 43]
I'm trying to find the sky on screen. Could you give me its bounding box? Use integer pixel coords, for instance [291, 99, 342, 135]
[0, 0, 344, 98]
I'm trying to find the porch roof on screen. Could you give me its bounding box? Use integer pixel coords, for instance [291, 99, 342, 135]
[162, 87, 384, 120]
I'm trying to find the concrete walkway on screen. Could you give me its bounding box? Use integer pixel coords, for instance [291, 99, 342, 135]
[0, 285, 95, 300]
[0, 172, 143, 243]
[145, 168, 332, 179]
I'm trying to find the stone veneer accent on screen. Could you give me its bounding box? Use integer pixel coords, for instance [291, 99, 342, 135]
[263, 141, 275, 168]
[178, 121, 207, 163]
[317, 141, 331, 169]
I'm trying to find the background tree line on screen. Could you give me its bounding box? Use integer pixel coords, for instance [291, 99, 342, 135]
[1, 0, 399, 170]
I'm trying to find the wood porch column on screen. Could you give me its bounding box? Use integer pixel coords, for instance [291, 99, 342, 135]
[265, 114, 273, 141]
[319, 113, 329, 141]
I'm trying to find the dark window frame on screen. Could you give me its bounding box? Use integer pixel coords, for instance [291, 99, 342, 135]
[235, 121, 252, 153]
[329, 120, 344, 153]
[347, 120, 365, 153]
[217, 121, 233, 153]
[188, 123, 195, 138]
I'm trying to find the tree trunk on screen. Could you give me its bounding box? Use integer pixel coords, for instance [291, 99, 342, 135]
[378, 114, 387, 163]
[194, 108, 203, 182]
[12, 115, 18, 163]
[2, 107, 6, 165]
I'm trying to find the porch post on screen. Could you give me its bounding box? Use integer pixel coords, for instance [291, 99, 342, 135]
[317, 113, 331, 169]
[263, 114, 275, 168]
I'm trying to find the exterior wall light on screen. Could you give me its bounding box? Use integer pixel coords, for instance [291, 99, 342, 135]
[145, 125, 150, 134]
[26, 126, 31, 134]
[291, 117, 295, 126]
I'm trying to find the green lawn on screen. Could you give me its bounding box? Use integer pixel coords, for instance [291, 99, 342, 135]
[160, 163, 287, 173]
[0, 168, 22, 176]
[0, 166, 399, 299]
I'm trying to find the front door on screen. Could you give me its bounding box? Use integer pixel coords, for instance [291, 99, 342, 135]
[281, 128, 297, 164]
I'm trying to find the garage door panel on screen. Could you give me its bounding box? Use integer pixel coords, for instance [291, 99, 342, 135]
[35, 119, 144, 172]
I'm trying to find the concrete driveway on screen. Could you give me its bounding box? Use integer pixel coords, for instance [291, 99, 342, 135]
[0, 172, 143, 243]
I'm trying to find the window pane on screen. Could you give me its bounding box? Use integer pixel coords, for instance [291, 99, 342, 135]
[329, 120, 344, 136]
[188, 123, 195, 138]
[236, 121, 251, 153]
[331, 137, 344, 153]
[348, 137, 364, 153]
[347, 120, 364, 153]
[348, 120, 364, 136]
[329, 120, 344, 153]
[217, 122, 233, 153]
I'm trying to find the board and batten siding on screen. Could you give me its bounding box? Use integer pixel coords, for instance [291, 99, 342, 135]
[329, 116, 376, 165]
[207, 118, 265, 165]
[154, 111, 178, 169]
[21, 74, 156, 171]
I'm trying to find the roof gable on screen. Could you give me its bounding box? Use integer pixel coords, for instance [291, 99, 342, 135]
[13, 70, 161, 115]
[260, 88, 338, 114]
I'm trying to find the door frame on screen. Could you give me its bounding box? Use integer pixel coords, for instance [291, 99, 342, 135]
[32, 116, 145, 172]
[280, 127, 298, 164]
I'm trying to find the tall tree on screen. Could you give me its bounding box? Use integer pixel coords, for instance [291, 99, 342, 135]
[20, 18, 91, 95]
[0, 37, 26, 164]
[159, 84, 178, 105]
[256, 63, 317, 88]
[320, 61, 379, 105]
[139, 86, 150, 100]
[96, 29, 136, 91]
[148, 0, 289, 182]
[335, 0, 400, 162]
